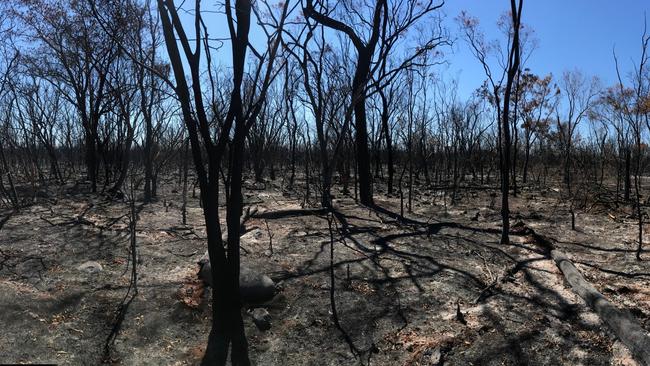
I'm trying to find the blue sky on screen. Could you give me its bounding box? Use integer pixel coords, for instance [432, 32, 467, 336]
[181, 0, 650, 100]
[442, 0, 650, 98]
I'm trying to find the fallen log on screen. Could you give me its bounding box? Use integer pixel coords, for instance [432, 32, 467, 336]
[518, 223, 650, 365]
[551, 249, 650, 366]
[251, 207, 327, 220]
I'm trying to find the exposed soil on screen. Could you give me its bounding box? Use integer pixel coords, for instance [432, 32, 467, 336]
[0, 179, 648, 365]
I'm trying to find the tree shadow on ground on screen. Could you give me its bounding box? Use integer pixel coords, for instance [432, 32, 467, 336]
[255, 203, 619, 364]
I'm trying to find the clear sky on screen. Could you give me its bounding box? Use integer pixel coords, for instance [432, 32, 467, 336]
[442, 0, 650, 99]
[179, 0, 650, 100]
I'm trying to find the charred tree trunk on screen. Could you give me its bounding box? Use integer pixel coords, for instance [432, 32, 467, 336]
[352, 55, 373, 206]
[379, 90, 394, 195]
[143, 116, 154, 202]
[84, 132, 98, 193]
[182, 138, 189, 225]
[625, 147, 632, 201]
[523, 136, 531, 184]
[499, 0, 523, 245]
[304, 0, 384, 206]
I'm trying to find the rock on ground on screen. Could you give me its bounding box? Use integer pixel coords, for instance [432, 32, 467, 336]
[76, 261, 103, 273]
[198, 251, 276, 304]
[250, 308, 271, 331]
